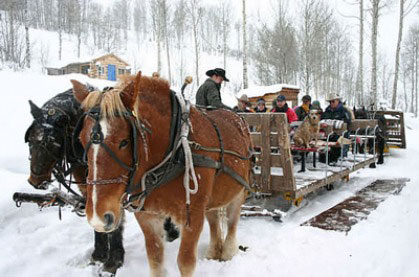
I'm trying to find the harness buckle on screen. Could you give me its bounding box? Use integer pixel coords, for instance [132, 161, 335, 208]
[90, 132, 102, 144]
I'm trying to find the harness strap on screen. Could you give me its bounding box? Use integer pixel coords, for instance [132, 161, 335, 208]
[189, 141, 252, 160]
[124, 151, 253, 212]
[199, 111, 224, 175]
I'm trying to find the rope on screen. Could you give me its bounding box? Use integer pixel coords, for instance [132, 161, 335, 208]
[178, 91, 199, 226]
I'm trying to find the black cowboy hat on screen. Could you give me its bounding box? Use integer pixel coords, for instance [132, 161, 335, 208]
[206, 68, 229, 82]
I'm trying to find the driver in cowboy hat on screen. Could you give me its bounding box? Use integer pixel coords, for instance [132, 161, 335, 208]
[195, 68, 230, 109]
[233, 94, 254, 113]
[321, 93, 351, 125]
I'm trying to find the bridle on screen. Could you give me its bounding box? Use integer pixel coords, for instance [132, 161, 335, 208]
[74, 106, 152, 209]
[25, 107, 85, 196]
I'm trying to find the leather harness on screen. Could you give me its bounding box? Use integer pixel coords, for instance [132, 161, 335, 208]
[74, 91, 253, 211]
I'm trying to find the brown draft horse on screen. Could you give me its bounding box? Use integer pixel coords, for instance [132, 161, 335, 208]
[71, 71, 252, 276]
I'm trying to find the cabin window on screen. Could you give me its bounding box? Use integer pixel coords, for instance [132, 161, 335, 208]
[98, 66, 104, 76]
[81, 65, 90, 74]
[118, 68, 125, 75]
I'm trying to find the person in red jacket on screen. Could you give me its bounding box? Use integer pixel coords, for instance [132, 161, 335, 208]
[270, 94, 298, 123]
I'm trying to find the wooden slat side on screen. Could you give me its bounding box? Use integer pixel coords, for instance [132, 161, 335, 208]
[260, 115, 271, 191]
[274, 114, 296, 191]
[239, 113, 262, 126]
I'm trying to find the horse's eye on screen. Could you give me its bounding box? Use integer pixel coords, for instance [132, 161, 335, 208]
[119, 139, 129, 149]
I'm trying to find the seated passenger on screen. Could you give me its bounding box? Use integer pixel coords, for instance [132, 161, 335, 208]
[233, 94, 254, 113]
[311, 100, 323, 114]
[319, 93, 351, 164]
[321, 94, 351, 125]
[255, 98, 268, 113]
[271, 95, 298, 124]
[295, 95, 312, 121]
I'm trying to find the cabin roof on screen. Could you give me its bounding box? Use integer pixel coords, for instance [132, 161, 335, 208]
[48, 53, 130, 69]
[238, 84, 300, 98]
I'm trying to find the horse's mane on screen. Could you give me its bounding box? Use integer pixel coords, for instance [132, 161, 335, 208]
[81, 75, 170, 119]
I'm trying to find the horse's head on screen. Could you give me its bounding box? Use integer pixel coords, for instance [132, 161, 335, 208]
[72, 72, 143, 233]
[25, 101, 70, 189]
[353, 106, 368, 119]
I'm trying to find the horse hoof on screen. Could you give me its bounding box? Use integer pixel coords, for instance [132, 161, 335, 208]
[103, 260, 123, 276]
[103, 249, 124, 273]
[369, 163, 376, 168]
[377, 160, 384, 165]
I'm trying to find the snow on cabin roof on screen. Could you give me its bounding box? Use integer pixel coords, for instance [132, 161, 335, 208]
[48, 53, 130, 68]
[238, 84, 300, 98]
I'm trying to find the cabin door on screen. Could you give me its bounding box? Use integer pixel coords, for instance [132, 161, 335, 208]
[107, 64, 116, 81]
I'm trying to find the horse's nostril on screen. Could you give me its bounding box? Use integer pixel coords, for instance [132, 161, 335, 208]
[104, 213, 114, 229]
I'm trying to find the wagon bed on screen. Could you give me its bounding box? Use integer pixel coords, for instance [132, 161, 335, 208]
[241, 113, 378, 202]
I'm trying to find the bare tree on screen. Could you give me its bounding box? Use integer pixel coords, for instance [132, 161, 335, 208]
[391, 0, 419, 109]
[161, 0, 172, 84]
[242, 0, 249, 88]
[150, 0, 163, 74]
[57, 0, 63, 60]
[24, 0, 30, 68]
[357, 0, 364, 105]
[219, 0, 231, 70]
[185, 0, 202, 86]
[369, 0, 391, 108]
[173, 0, 187, 82]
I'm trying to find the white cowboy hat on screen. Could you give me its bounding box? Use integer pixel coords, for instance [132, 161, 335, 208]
[326, 93, 341, 101]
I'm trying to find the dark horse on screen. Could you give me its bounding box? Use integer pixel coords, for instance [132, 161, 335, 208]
[25, 87, 125, 274]
[353, 106, 386, 166]
[71, 72, 252, 276]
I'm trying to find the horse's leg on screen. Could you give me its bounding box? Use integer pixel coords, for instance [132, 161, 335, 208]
[135, 213, 166, 277]
[177, 209, 205, 277]
[103, 223, 125, 274]
[377, 137, 385, 164]
[205, 209, 223, 260]
[91, 231, 109, 263]
[222, 190, 246, 261]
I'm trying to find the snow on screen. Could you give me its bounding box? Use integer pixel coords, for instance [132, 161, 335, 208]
[1, 70, 419, 277]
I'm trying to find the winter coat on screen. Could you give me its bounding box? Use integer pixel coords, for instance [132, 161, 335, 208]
[321, 102, 352, 125]
[295, 104, 312, 121]
[195, 78, 228, 109]
[270, 103, 298, 123]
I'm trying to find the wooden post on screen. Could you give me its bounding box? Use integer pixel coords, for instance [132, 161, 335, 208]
[261, 114, 271, 191]
[399, 112, 406, 148]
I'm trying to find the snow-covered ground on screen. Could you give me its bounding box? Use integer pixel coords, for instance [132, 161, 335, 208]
[0, 70, 418, 277]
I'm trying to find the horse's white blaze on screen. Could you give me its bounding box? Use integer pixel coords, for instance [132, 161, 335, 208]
[89, 119, 108, 230]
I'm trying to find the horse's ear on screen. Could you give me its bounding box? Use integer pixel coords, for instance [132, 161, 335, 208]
[29, 100, 42, 119]
[121, 71, 141, 111]
[71, 79, 89, 104]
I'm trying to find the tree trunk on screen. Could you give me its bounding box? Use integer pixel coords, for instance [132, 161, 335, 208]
[356, 0, 364, 106]
[242, 0, 249, 88]
[162, 0, 172, 84]
[24, 0, 31, 68]
[370, 0, 379, 108]
[391, 0, 405, 109]
[58, 0, 62, 61]
[415, 41, 418, 117]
